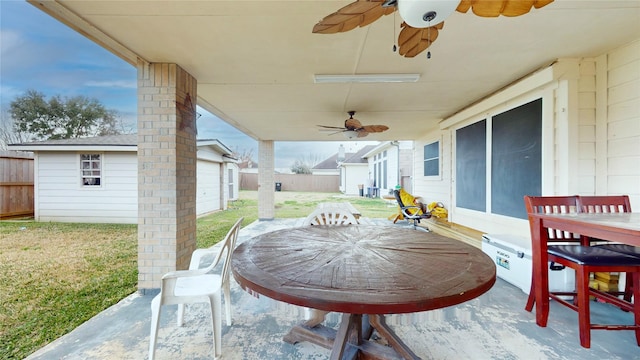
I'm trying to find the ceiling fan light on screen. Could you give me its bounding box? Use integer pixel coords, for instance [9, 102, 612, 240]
[343, 130, 359, 139]
[398, 0, 458, 28]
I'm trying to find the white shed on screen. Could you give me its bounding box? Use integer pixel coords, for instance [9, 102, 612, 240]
[8, 135, 238, 224]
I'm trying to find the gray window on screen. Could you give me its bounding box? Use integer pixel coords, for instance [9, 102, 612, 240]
[423, 141, 439, 176]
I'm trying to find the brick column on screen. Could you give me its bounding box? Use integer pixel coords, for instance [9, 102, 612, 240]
[137, 61, 198, 293]
[258, 140, 275, 220]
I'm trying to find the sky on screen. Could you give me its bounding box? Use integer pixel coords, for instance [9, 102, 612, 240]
[0, 1, 376, 169]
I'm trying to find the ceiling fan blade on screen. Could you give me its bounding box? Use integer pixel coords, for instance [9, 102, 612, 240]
[328, 130, 347, 136]
[360, 125, 389, 133]
[357, 131, 369, 138]
[456, 0, 554, 18]
[345, 117, 363, 130]
[312, 0, 395, 34]
[317, 125, 347, 130]
[398, 22, 443, 58]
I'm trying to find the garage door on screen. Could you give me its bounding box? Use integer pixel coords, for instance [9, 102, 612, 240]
[197, 160, 221, 215]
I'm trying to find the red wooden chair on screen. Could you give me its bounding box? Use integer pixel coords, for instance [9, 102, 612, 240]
[578, 195, 635, 301]
[524, 195, 640, 348]
[524, 195, 581, 312]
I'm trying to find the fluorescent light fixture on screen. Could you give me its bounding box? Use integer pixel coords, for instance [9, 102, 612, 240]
[314, 74, 420, 84]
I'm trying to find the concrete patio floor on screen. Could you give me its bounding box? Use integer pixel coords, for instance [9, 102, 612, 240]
[26, 218, 640, 360]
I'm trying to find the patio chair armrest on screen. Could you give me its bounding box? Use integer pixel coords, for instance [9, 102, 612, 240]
[401, 205, 422, 211]
[162, 268, 208, 280]
[400, 205, 423, 214]
[189, 247, 221, 270]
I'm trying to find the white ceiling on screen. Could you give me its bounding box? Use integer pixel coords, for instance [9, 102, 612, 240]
[30, 0, 640, 142]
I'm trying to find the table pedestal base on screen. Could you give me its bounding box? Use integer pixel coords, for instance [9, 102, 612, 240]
[283, 313, 421, 360]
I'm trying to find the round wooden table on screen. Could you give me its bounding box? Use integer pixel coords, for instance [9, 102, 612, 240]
[232, 225, 496, 360]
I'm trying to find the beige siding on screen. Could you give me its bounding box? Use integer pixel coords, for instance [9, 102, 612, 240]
[577, 60, 597, 194]
[413, 133, 450, 208]
[605, 40, 640, 206]
[412, 38, 640, 237]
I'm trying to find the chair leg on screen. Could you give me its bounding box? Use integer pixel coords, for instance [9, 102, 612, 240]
[575, 269, 591, 348]
[223, 280, 232, 326]
[209, 293, 223, 360]
[525, 277, 535, 312]
[177, 303, 185, 327]
[632, 271, 640, 346]
[624, 272, 634, 303]
[149, 295, 162, 360]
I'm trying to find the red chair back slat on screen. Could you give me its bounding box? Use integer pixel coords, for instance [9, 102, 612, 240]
[524, 195, 580, 243]
[578, 195, 632, 214]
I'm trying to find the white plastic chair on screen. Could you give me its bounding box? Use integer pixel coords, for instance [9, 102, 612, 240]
[149, 217, 243, 360]
[302, 206, 358, 226]
[301, 208, 357, 323]
[179, 217, 243, 327]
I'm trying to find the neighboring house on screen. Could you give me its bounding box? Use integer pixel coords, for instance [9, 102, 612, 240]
[312, 144, 376, 196]
[412, 41, 640, 239]
[362, 141, 413, 197]
[311, 153, 341, 176]
[8, 134, 238, 224]
[338, 145, 376, 196]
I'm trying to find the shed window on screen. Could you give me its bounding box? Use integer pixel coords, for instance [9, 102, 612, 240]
[81, 154, 101, 186]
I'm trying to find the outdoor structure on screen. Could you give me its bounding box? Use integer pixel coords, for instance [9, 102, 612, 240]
[312, 144, 378, 196]
[8, 135, 238, 224]
[316, 142, 414, 197]
[336, 145, 375, 196]
[362, 141, 414, 197]
[311, 152, 341, 176]
[25, 1, 640, 291]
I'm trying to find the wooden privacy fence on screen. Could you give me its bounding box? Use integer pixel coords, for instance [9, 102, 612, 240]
[0, 151, 34, 219]
[240, 173, 339, 193]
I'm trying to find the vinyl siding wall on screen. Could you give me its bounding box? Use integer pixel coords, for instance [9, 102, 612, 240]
[603, 41, 640, 201]
[35, 151, 137, 224]
[413, 39, 640, 239]
[341, 164, 369, 196]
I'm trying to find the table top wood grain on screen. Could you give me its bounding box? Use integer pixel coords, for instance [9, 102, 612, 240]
[232, 225, 496, 315]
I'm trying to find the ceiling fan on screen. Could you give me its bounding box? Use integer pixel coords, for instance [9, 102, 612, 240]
[318, 111, 389, 139]
[313, 0, 554, 58]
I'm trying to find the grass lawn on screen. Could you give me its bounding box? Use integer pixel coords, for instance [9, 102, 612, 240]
[0, 191, 392, 359]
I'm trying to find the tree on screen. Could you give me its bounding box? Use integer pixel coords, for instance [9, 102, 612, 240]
[231, 146, 257, 168]
[9, 90, 121, 141]
[0, 110, 31, 149]
[232, 146, 255, 163]
[290, 153, 324, 174]
[290, 160, 312, 174]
